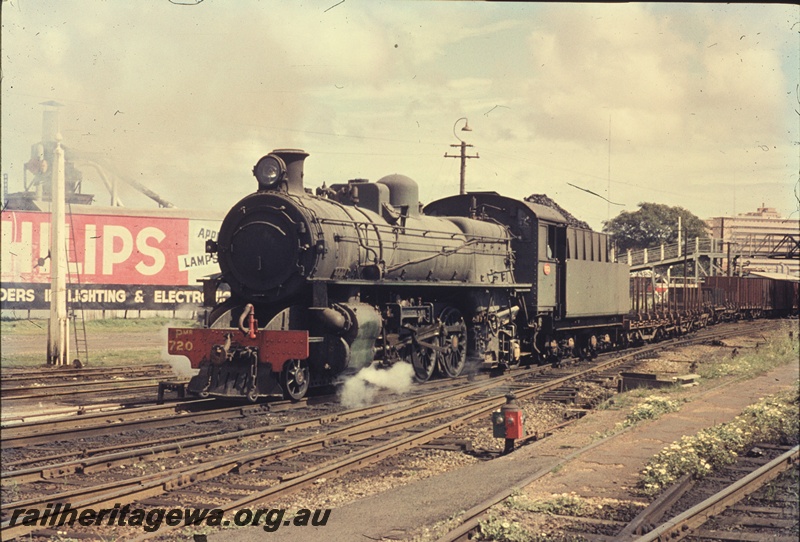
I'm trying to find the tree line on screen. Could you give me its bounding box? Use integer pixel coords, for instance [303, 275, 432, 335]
[601, 202, 708, 253]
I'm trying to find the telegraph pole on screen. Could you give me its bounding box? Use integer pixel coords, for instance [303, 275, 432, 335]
[444, 117, 479, 195]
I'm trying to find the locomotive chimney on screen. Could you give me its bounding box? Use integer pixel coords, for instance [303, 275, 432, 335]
[273, 148, 309, 194]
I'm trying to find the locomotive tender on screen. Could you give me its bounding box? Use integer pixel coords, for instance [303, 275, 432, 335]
[167, 148, 795, 402]
[168, 148, 632, 401]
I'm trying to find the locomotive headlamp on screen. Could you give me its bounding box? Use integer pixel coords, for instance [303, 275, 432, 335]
[253, 154, 287, 190]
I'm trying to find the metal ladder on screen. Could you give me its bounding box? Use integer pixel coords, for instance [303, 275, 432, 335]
[67, 207, 89, 366]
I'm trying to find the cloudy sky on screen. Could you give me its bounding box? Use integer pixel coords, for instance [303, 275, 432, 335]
[2, 1, 798, 230]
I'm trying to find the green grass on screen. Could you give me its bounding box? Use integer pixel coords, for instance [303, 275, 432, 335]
[5, 348, 165, 368]
[0, 318, 49, 335]
[85, 317, 198, 330]
[504, 492, 591, 516]
[1, 317, 197, 336]
[700, 324, 799, 379]
[1, 317, 197, 368]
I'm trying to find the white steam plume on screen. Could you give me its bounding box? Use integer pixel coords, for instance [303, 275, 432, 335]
[340, 362, 415, 409]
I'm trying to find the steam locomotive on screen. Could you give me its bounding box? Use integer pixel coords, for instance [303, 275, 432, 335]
[167, 149, 794, 401]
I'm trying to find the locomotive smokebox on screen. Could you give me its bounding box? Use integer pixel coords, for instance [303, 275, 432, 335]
[273, 148, 309, 194]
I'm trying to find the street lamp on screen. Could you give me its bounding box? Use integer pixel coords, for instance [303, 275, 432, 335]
[444, 117, 479, 195]
[454, 117, 471, 141]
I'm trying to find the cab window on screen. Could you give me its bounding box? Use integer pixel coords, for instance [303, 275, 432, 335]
[538, 224, 556, 260]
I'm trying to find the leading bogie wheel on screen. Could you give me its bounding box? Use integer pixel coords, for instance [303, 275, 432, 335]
[281, 359, 309, 401]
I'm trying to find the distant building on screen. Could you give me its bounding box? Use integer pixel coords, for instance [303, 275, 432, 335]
[707, 205, 799, 277]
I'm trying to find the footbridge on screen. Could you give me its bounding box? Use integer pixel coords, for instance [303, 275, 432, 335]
[625, 234, 799, 279]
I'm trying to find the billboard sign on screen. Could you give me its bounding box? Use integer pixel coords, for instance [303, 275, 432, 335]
[1, 210, 226, 310]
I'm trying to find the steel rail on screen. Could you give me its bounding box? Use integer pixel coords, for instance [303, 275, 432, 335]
[1, 402, 157, 425]
[617, 474, 695, 538]
[0, 369, 174, 385]
[0, 366, 490, 427]
[1, 410, 259, 470]
[1, 399, 211, 433]
[0, 364, 170, 382]
[1, 382, 161, 401]
[1, 399, 234, 450]
[3, 428, 224, 471]
[633, 445, 799, 542]
[1, 376, 162, 394]
[0, 369, 513, 451]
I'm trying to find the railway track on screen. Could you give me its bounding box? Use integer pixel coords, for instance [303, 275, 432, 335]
[1, 376, 168, 399]
[2, 378, 540, 497]
[1, 321, 784, 540]
[0, 363, 173, 383]
[2, 320, 753, 458]
[1, 399, 240, 451]
[428, 321, 789, 542]
[0, 364, 178, 411]
[632, 444, 798, 542]
[0, 370, 511, 451]
[434, 438, 798, 542]
[0, 381, 170, 404]
[0, 375, 521, 539]
[0, 380, 499, 486]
